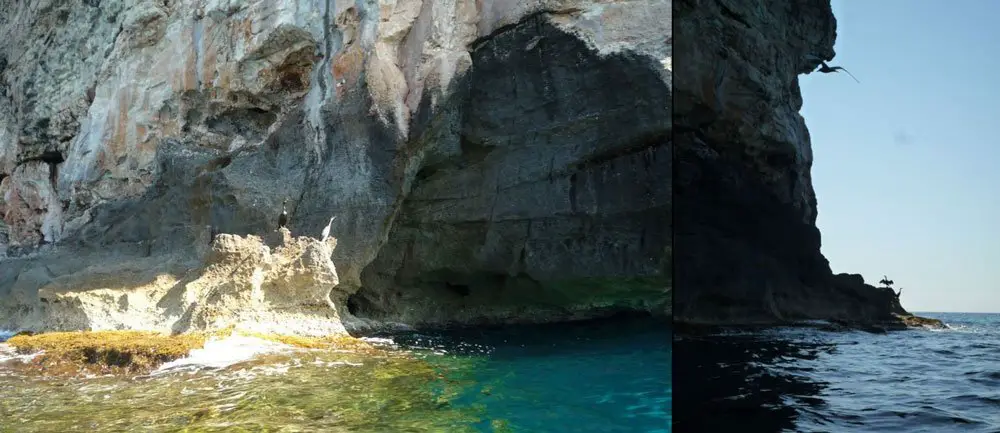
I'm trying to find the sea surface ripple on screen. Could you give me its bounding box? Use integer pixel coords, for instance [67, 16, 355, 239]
[0, 316, 669, 432]
[674, 312, 1000, 433]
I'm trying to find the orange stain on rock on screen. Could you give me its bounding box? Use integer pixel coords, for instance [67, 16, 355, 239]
[183, 32, 199, 91]
[232, 18, 252, 44]
[332, 45, 364, 97]
[102, 87, 133, 172]
[201, 25, 220, 87]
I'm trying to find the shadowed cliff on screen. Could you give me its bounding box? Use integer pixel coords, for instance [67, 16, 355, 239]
[673, 0, 907, 326]
[0, 1, 670, 331]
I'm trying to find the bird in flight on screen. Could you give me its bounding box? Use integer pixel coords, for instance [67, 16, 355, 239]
[817, 61, 860, 83]
[804, 55, 860, 83]
[804, 55, 860, 84]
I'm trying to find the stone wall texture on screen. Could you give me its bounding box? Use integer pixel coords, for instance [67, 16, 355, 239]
[0, 0, 671, 329]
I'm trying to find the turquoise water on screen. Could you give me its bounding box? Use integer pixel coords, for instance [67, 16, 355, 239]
[394, 316, 672, 432]
[0, 316, 670, 432]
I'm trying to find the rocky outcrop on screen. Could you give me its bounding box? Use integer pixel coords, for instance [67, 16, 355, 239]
[0, 1, 670, 330]
[673, 0, 905, 325]
[0, 228, 363, 336]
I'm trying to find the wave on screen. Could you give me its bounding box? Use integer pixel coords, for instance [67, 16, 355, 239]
[359, 336, 397, 347]
[150, 335, 295, 376]
[0, 344, 42, 365]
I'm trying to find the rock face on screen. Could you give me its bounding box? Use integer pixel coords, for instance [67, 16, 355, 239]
[0, 228, 356, 336]
[673, 0, 905, 325]
[0, 1, 670, 330]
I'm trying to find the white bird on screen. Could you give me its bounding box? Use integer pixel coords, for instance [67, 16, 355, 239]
[321, 216, 336, 241]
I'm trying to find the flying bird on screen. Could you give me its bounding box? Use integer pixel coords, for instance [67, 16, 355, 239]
[278, 199, 289, 229]
[320, 216, 336, 242]
[815, 60, 859, 83]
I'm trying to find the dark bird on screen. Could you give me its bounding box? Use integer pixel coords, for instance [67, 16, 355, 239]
[816, 61, 859, 83]
[278, 199, 289, 229]
[320, 216, 336, 242]
[879, 275, 893, 288]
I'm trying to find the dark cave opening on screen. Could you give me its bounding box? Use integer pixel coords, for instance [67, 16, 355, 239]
[38, 150, 65, 165]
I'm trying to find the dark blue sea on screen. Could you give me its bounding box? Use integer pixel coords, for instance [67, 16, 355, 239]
[674, 312, 1000, 432]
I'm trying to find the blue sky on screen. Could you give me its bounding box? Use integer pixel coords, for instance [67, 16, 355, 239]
[800, 0, 1000, 312]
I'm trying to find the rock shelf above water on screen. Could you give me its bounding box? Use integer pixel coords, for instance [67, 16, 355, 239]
[0, 228, 368, 337]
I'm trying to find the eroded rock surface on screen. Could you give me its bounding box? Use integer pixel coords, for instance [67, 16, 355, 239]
[0, 228, 357, 336]
[673, 0, 905, 325]
[0, 0, 670, 330]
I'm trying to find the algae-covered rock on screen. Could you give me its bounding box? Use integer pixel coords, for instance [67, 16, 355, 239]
[5, 330, 207, 375]
[896, 314, 946, 329]
[0, 331, 493, 431]
[0, 329, 392, 376]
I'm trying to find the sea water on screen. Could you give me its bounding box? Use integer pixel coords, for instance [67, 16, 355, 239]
[674, 312, 1000, 432]
[0, 316, 670, 432]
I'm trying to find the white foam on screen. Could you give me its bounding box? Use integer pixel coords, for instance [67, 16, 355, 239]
[311, 359, 363, 368]
[359, 337, 396, 346]
[0, 344, 42, 364]
[150, 335, 294, 375]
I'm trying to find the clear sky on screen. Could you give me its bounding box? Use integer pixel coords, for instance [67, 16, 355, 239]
[800, 0, 1000, 313]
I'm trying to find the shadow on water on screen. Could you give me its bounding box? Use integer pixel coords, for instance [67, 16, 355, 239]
[673, 332, 835, 432]
[383, 314, 671, 357]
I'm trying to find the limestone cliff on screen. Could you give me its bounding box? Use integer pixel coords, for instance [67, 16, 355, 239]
[2, 228, 360, 336]
[673, 0, 904, 325]
[0, 0, 670, 330]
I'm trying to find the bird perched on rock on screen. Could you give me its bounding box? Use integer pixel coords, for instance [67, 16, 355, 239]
[879, 275, 894, 288]
[320, 216, 336, 242]
[278, 199, 289, 229]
